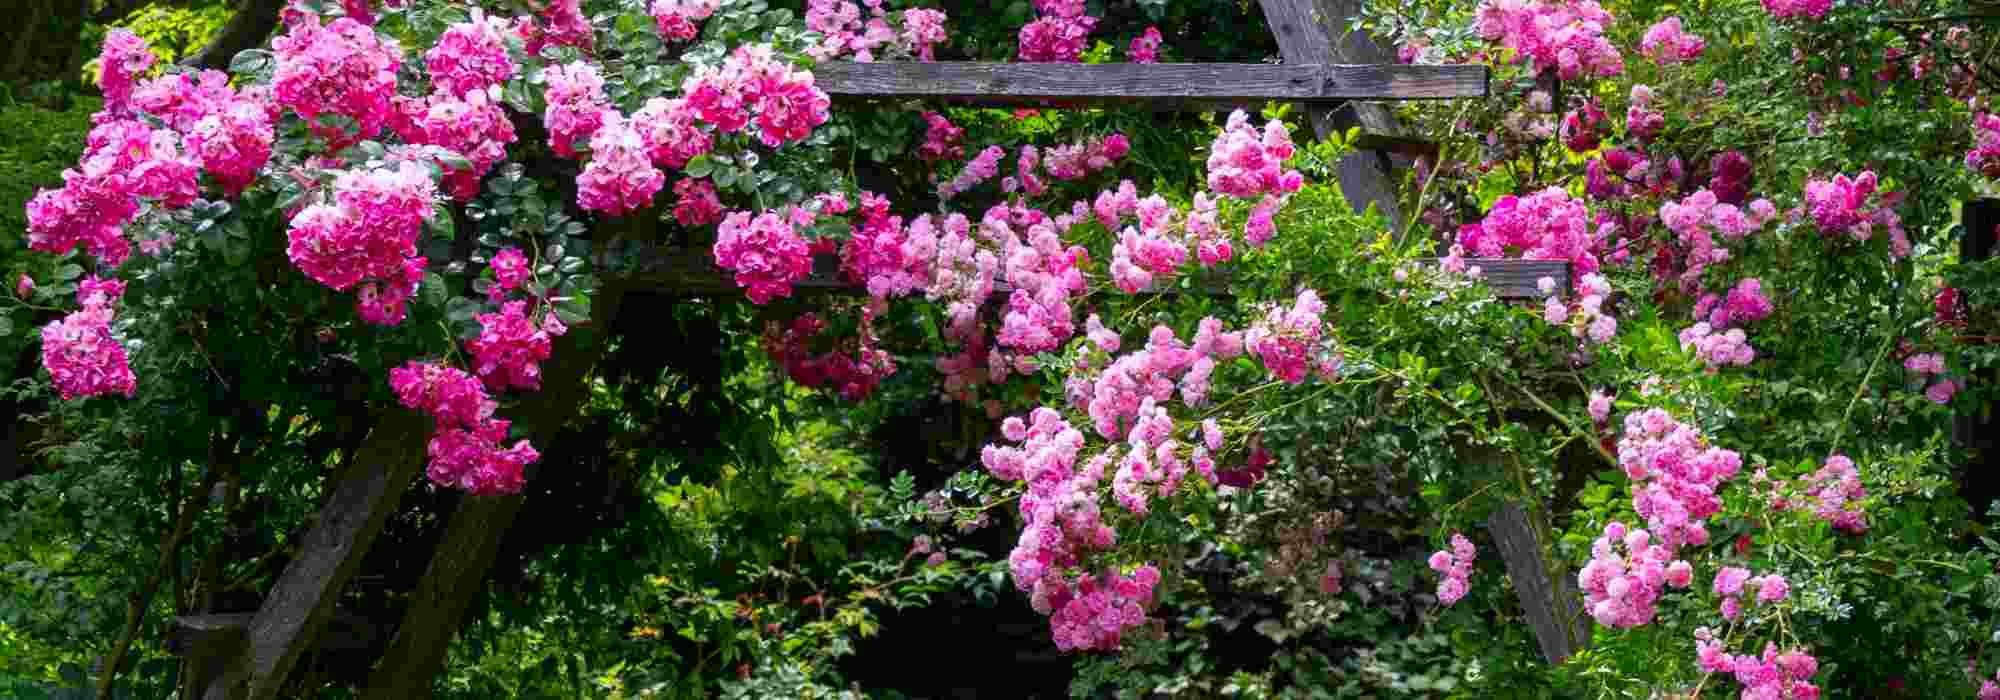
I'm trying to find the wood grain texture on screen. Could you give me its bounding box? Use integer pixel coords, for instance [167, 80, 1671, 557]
[203, 413, 430, 700]
[613, 249, 1565, 301]
[811, 61, 1486, 104]
[1487, 502, 1590, 664]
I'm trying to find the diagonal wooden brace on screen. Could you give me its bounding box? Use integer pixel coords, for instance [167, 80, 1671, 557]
[203, 412, 430, 700]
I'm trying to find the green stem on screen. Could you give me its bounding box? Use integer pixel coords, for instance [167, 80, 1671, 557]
[1827, 324, 1898, 458]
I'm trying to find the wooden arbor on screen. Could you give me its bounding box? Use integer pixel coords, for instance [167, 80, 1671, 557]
[174, 3, 1576, 699]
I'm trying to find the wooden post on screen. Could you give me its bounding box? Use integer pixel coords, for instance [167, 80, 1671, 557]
[1451, 436, 1588, 665]
[203, 412, 430, 700]
[1256, 0, 1411, 231]
[1958, 199, 1999, 519]
[1486, 502, 1589, 663]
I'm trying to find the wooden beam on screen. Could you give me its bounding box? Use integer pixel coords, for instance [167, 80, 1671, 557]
[1486, 502, 1589, 664]
[615, 249, 1566, 301]
[203, 413, 430, 700]
[811, 61, 1486, 105]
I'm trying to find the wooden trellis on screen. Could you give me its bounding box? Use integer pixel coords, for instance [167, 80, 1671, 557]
[177, 4, 1584, 699]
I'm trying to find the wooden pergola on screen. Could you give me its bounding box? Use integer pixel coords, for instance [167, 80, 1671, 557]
[175, 2, 1581, 698]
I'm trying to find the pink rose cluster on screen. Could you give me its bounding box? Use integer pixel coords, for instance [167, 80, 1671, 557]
[1244, 289, 1339, 385]
[1045, 565, 1160, 652]
[1801, 170, 1910, 259]
[834, 192, 927, 298]
[1588, 390, 1613, 424]
[1801, 454, 1867, 534]
[762, 311, 897, 401]
[1968, 113, 2000, 179]
[1691, 278, 1775, 332]
[673, 177, 726, 226]
[993, 216, 1089, 356]
[1711, 566, 1788, 621]
[1457, 186, 1604, 275]
[542, 62, 610, 158]
[1106, 188, 1188, 293]
[270, 12, 404, 149]
[1709, 151, 1754, 205]
[1539, 273, 1618, 345]
[576, 113, 666, 216]
[139, 73, 276, 198]
[1577, 522, 1694, 627]
[1638, 17, 1705, 65]
[567, 88, 713, 215]
[423, 11, 515, 99]
[1617, 408, 1742, 549]
[94, 29, 156, 114]
[1560, 99, 1606, 153]
[1585, 147, 1646, 200]
[1762, 0, 1831, 21]
[1625, 84, 1665, 143]
[981, 407, 1159, 650]
[468, 300, 568, 392]
[1128, 26, 1163, 63]
[805, 0, 948, 61]
[1206, 110, 1304, 246]
[1018, 0, 1097, 63]
[390, 362, 540, 496]
[40, 277, 139, 401]
[683, 45, 832, 148]
[27, 120, 193, 267]
[1427, 533, 1477, 606]
[31, 30, 282, 267]
[1659, 188, 1779, 291]
[388, 91, 517, 201]
[1696, 632, 1821, 699]
[284, 161, 436, 325]
[940, 145, 1007, 199]
[714, 207, 816, 304]
[514, 0, 592, 56]
[1024, 0, 1104, 63]
[1904, 351, 1959, 404]
[918, 112, 966, 163]
[651, 0, 720, 42]
[487, 247, 531, 302]
[1067, 318, 1242, 443]
[1474, 0, 1625, 80]
[1679, 322, 1755, 369]
[1018, 133, 1130, 194]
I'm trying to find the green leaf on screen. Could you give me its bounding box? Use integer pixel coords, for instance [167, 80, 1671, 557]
[685, 155, 714, 178]
[228, 49, 274, 75]
[55, 264, 82, 281]
[446, 298, 479, 322]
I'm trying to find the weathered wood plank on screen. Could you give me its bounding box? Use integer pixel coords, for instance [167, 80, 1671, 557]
[615, 249, 1566, 301]
[1487, 501, 1590, 664]
[203, 413, 430, 700]
[812, 61, 1486, 105]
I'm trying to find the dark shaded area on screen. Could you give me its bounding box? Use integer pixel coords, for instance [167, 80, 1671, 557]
[1958, 198, 1999, 522]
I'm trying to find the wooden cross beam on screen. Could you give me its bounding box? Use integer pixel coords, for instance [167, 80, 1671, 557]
[810, 61, 1486, 105]
[617, 250, 1567, 301]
